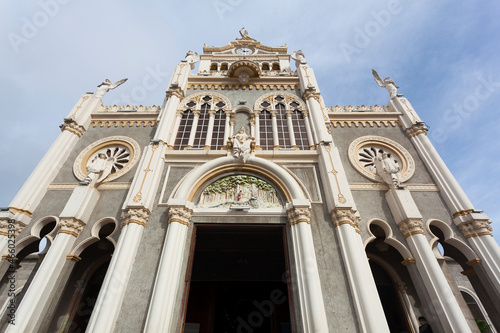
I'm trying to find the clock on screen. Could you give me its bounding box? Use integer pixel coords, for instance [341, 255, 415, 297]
[236, 47, 253, 55]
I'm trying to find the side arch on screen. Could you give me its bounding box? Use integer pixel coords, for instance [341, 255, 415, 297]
[16, 215, 59, 255]
[426, 219, 478, 261]
[365, 219, 413, 260]
[70, 217, 118, 257]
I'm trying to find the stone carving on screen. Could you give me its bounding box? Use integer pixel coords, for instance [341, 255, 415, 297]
[168, 206, 193, 226]
[458, 220, 493, 238]
[238, 72, 250, 85]
[239, 26, 251, 39]
[0, 219, 26, 237]
[291, 50, 307, 67]
[95, 78, 128, 99]
[60, 118, 86, 138]
[372, 69, 400, 99]
[287, 207, 311, 226]
[185, 50, 200, 70]
[59, 218, 85, 236]
[122, 207, 150, 227]
[330, 208, 360, 233]
[82, 153, 116, 187]
[198, 175, 282, 209]
[397, 218, 424, 238]
[232, 127, 252, 162]
[374, 152, 403, 188]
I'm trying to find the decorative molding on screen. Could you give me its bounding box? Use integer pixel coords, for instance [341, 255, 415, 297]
[73, 136, 141, 183]
[58, 218, 85, 237]
[0, 219, 27, 237]
[405, 123, 428, 137]
[48, 183, 131, 190]
[331, 120, 400, 128]
[452, 209, 474, 219]
[166, 87, 184, 100]
[401, 258, 416, 266]
[330, 105, 389, 113]
[60, 119, 86, 138]
[168, 206, 193, 226]
[398, 218, 424, 238]
[330, 207, 360, 233]
[99, 105, 161, 113]
[287, 207, 311, 226]
[348, 135, 415, 184]
[121, 207, 150, 227]
[457, 220, 493, 238]
[66, 254, 82, 262]
[349, 183, 439, 191]
[187, 83, 298, 91]
[302, 90, 321, 104]
[8, 206, 33, 217]
[90, 120, 157, 128]
[466, 258, 482, 266]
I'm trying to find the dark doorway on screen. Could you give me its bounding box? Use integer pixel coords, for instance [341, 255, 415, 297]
[183, 225, 292, 333]
[369, 261, 412, 333]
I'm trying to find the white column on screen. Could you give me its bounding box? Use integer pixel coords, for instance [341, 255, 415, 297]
[86, 209, 149, 333]
[303, 93, 330, 144]
[386, 188, 472, 332]
[286, 111, 297, 149]
[204, 110, 216, 150]
[6, 229, 81, 333]
[287, 205, 329, 332]
[302, 112, 315, 150]
[156, 88, 183, 143]
[144, 205, 192, 333]
[254, 111, 261, 149]
[167, 110, 184, 149]
[87, 141, 166, 332]
[271, 110, 279, 149]
[331, 208, 390, 333]
[186, 111, 200, 148]
[223, 111, 231, 148]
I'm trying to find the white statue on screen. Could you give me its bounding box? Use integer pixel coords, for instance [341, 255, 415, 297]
[95, 78, 128, 99]
[82, 152, 115, 187]
[374, 152, 402, 188]
[232, 127, 252, 162]
[185, 50, 200, 70]
[291, 50, 307, 67]
[239, 26, 250, 39]
[372, 69, 400, 99]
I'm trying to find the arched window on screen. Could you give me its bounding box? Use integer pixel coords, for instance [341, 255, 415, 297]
[174, 109, 193, 150]
[210, 63, 218, 71]
[259, 110, 273, 150]
[275, 103, 290, 148]
[262, 63, 270, 71]
[211, 109, 226, 149]
[220, 63, 228, 71]
[193, 103, 211, 148]
[292, 109, 309, 150]
[272, 63, 280, 71]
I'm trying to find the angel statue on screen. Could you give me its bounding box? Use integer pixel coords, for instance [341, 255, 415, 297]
[373, 152, 402, 188]
[372, 69, 400, 99]
[239, 26, 250, 38]
[82, 152, 115, 187]
[185, 50, 200, 70]
[232, 127, 252, 162]
[95, 78, 128, 98]
[291, 50, 307, 67]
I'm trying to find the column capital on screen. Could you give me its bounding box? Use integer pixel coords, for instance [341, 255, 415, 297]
[301, 109, 309, 117]
[302, 89, 321, 104]
[285, 109, 294, 116]
[208, 109, 217, 117]
[269, 109, 278, 117]
[166, 87, 184, 100]
[287, 206, 311, 226]
[330, 207, 360, 233]
[0, 218, 26, 237]
[58, 217, 85, 237]
[175, 109, 184, 117]
[458, 220, 493, 238]
[60, 119, 85, 138]
[168, 206, 193, 226]
[405, 123, 428, 138]
[397, 218, 424, 238]
[192, 110, 201, 117]
[122, 207, 151, 227]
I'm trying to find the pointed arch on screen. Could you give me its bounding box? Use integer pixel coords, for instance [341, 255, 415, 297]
[365, 219, 413, 260]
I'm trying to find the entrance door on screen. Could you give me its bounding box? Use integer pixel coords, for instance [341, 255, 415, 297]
[183, 225, 292, 333]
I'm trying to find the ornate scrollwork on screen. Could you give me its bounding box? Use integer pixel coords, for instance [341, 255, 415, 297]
[458, 220, 493, 239]
[58, 218, 85, 237]
[330, 208, 360, 233]
[397, 218, 424, 238]
[60, 119, 86, 138]
[168, 206, 193, 226]
[287, 207, 311, 226]
[121, 208, 150, 227]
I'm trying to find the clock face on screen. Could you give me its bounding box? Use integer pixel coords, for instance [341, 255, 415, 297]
[237, 47, 253, 55]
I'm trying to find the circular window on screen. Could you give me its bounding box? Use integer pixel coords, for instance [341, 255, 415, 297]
[73, 136, 141, 183]
[348, 136, 414, 183]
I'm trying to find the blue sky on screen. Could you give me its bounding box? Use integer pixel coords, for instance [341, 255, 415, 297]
[1, 1, 499, 240]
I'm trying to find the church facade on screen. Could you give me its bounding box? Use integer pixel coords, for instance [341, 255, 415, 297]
[0, 31, 499, 333]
